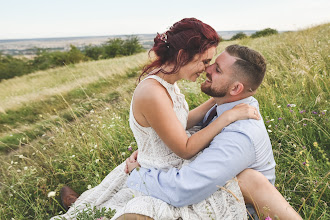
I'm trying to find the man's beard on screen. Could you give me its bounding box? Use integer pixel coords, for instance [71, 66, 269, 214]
[201, 81, 228, 97]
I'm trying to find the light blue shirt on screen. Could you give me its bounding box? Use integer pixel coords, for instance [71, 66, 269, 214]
[126, 96, 276, 207]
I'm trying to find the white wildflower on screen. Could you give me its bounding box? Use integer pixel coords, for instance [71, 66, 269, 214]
[95, 159, 100, 163]
[87, 185, 92, 190]
[268, 125, 271, 128]
[121, 152, 126, 156]
[277, 105, 281, 108]
[71, 155, 75, 158]
[267, 129, 272, 133]
[47, 191, 56, 198]
[17, 155, 27, 159]
[24, 166, 28, 170]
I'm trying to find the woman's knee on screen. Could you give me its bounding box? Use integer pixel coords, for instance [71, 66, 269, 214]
[238, 169, 268, 186]
[237, 169, 270, 203]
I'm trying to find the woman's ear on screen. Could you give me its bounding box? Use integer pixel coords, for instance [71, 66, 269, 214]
[177, 49, 187, 63]
[229, 81, 244, 96]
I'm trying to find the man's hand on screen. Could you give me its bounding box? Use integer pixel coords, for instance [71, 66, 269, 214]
[124, 150, 140, 174]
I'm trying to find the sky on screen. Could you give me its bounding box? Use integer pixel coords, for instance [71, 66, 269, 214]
[0, 0, 329, 40]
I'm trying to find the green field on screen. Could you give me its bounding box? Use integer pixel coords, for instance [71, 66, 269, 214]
[0, 24, 329, 219]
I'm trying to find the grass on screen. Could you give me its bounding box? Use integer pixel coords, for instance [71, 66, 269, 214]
[0, 23, 329, 219]
[0, 55, 145, 152]
[0, 52, 148, 112]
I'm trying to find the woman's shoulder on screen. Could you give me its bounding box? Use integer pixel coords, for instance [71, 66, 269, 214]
[134, 78, 171, 102]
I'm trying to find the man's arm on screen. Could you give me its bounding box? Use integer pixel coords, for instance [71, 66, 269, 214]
[126, 131, 255, 207]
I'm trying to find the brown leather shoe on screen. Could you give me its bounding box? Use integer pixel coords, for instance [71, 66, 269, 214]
[60, 186, 79, 211]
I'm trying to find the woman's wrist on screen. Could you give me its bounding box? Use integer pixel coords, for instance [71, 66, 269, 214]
[219, 110, 234, 126]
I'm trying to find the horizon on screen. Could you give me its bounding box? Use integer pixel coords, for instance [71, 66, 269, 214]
[1, 0, 329, 40]
[0, 29, 274, 41]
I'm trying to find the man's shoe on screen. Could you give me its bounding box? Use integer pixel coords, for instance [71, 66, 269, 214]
[60, 186, 79, 211]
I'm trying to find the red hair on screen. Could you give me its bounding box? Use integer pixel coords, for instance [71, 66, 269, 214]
[140, 18, 220, 80]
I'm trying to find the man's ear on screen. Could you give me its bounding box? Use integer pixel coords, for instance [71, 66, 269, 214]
[229, 81, 244, 96]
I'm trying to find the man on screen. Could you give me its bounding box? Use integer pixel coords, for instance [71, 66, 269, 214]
[124, 45, 301, 220]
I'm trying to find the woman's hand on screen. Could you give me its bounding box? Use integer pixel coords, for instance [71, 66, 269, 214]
[124, 150, 140, 174]
[224, 103, 260, 123]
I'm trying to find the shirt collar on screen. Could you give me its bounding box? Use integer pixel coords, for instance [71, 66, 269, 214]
[216, 96, 255, 116]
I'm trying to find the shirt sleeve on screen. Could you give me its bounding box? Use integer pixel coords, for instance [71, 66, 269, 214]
[126, 131, 256, 207]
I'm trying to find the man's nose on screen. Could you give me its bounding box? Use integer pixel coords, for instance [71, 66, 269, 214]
[205, 65, 212, 73]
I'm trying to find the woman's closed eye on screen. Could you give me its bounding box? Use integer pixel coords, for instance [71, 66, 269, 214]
[203, 60, 211, 65]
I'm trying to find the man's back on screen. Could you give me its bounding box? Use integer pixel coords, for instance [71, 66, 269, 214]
[215, 96, 276, 184]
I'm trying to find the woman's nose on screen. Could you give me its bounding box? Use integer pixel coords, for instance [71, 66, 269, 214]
[203, 63, 210, 71]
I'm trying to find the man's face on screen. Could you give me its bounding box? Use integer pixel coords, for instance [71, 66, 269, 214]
[201, 51, 237, 97]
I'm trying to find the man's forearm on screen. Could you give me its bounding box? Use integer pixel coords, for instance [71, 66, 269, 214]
[127, 131, 255, 207]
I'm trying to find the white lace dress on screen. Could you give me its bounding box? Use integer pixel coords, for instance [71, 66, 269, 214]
[51, 75, 247, 220]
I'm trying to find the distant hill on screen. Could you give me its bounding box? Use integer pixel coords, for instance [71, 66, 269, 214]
[0, 31, 265, 56]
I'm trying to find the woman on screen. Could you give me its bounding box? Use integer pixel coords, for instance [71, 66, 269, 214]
[53, 18, 299, 220]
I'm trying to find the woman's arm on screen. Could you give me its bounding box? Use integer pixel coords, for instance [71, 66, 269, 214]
[133, 82, 259, 160]
[186, 98, 216, 129]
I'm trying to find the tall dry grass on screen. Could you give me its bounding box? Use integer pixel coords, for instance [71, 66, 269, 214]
[0, 52, 148, 112]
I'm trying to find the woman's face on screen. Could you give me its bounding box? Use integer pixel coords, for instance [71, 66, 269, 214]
[179, 46, 216, 82]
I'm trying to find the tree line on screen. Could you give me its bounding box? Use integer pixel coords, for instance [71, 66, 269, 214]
[230, 28, 278, 40]
[0, 36, 144, 81]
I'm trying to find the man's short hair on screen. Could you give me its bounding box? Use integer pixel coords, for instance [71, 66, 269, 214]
[225, 44, 266, 91]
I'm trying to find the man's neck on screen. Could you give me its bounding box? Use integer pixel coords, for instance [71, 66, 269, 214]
[214, 94, 251, 106]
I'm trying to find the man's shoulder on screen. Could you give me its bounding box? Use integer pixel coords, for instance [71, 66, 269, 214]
[217, 116, 270, 148]
[223, 117, 262, 133]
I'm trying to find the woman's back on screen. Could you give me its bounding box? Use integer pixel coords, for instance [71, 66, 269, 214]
[129, 75, 189, 170]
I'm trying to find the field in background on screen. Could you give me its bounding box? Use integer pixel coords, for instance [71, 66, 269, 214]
[0, 24, 329, 219]
[0, 30, 259, 56]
